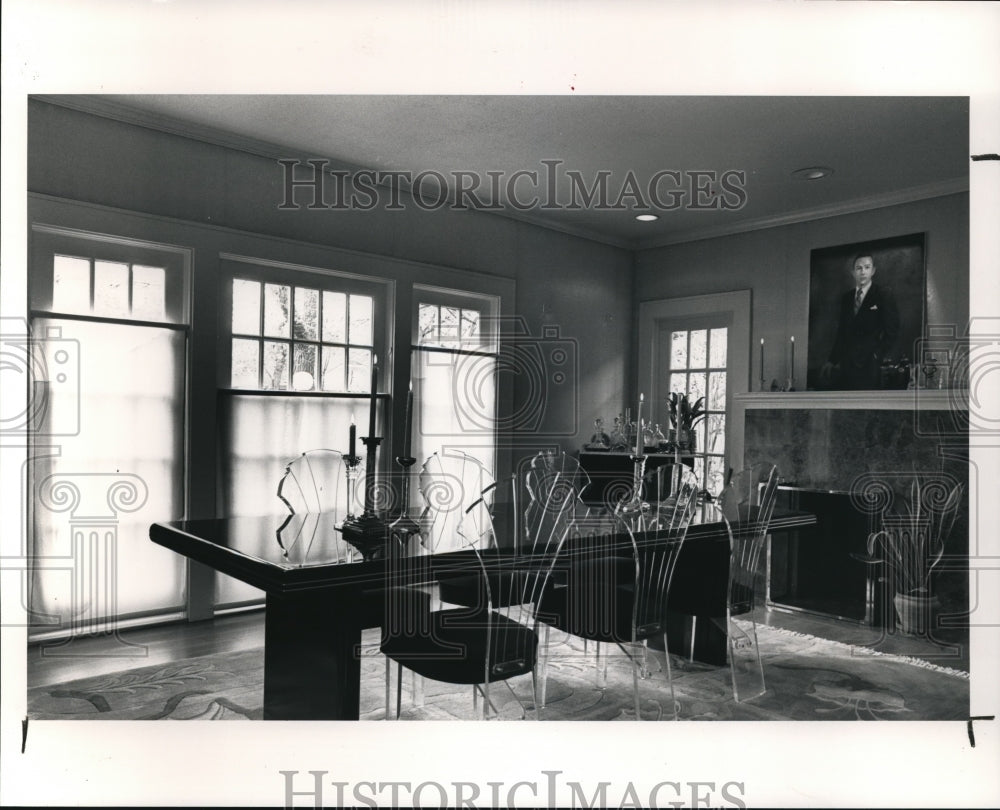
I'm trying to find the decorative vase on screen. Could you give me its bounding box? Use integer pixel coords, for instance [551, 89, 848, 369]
[893, 592, 939, 636]
[676, 428, 696, 454]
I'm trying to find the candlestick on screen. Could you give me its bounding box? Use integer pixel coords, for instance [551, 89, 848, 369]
[759, 338, 765, 391]
[403, 381, 413, 458]
[349, 417, 357, 459]
[635, 393, 644, 456]
[789, 336, 795, 390]
[367, 355, 378, 438]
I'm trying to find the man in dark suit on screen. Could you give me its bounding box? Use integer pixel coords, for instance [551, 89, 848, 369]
[824, 253, 900, 389]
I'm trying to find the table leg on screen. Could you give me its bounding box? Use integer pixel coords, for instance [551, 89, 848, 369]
[264, 587, 363, 720]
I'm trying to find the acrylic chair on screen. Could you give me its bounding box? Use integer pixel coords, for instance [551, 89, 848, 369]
[715, 462, 779, 703]
[379, 450, 585, 719]
[380, 449, 495, 715]
[536, 461, 700, 720]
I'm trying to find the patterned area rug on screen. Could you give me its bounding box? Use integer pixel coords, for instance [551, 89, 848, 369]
[27, 624, 968, 721]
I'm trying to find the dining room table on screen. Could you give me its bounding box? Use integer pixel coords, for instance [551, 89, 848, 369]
[149, 502, 815, 720]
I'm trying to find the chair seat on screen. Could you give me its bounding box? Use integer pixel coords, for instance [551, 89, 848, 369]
[380, 607, 538, 685]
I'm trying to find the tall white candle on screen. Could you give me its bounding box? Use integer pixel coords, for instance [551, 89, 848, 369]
[790, 335, 795, 378]
[635, 393, 644, 455]
[368, 355, 378, 438]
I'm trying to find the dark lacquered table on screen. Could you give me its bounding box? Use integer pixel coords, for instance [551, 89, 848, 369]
[150, 506, 815, 719]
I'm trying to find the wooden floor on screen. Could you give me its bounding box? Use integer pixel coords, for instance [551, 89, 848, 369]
[26, 604, 970, 690]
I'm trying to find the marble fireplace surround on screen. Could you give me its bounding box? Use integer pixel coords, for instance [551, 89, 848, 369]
[737, 391, 969, 493]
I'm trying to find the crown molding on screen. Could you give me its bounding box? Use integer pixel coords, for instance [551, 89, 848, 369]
[734, 389, 968, 411]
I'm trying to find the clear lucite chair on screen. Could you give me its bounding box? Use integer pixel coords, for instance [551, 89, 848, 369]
[537, 461, 699, 720]
[715, 462, 779, 702]
[380, 450, 582, 719]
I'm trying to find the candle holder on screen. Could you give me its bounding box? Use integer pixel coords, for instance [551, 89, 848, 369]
[392, 455, 421, 538]
[341, 435, 390, 559]
[619, 453, 648, 517]
[344, 452, 362, 521]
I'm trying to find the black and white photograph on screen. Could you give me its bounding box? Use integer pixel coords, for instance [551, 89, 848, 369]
[2, 2, 998, 808]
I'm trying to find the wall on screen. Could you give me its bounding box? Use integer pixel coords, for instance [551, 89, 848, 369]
[634, 193, 969, 390]
[27, 99, 634, 454]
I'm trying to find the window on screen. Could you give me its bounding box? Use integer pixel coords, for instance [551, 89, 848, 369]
[669, 326, 728, 494]
[218, 260, 389, 608]
[411, 287, 499, 479]
[230, 278, 375, 392]
[28, 226, 190, 636]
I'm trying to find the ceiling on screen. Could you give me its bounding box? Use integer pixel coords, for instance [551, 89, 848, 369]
[80, 95, 969, 249]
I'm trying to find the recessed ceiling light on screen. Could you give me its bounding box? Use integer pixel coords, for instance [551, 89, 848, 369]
[793, 166, 833, 180]
[635, 214, 659, 222]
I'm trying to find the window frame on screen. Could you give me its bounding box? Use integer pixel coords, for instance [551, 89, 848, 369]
[219, 256, 392, 396]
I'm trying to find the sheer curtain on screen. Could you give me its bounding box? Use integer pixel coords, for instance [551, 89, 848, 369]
[29, 318, 187, 634]
[217, 393, 376, 606]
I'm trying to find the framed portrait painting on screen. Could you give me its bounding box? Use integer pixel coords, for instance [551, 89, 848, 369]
[806, 232, 926, 391]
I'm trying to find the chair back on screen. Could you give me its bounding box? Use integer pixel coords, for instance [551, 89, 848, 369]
[277, 448, 351, 517]
[417, 450, 495, 553]
[616, 462, 700, 639]
[459, 451, 591, 618]
[718, 462, 779, 616]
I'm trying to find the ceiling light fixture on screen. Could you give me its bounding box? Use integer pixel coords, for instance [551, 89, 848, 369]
[635, 214, 659, 222]
[793, 166, 833, 180]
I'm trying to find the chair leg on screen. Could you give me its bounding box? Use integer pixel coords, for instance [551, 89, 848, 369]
[538, 624, 550, 709]
[662, 631, 678, 720]
[727, 614, 766, 703]
[412, 671, 424, 707]
[532, 668, 542, 720]
[384, 657, 391, 719]
[395, 661, 404, 719]
[632, 645, 642, 720]
[595, 641, 608, 689]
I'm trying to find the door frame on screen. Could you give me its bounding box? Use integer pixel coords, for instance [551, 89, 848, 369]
[637, 290, 752, 478]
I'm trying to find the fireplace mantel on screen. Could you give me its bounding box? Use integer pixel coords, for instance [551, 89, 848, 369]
[734, 390, 968, 411]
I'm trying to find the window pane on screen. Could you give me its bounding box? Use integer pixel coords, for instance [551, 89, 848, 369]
[671, 331, 687, 370]
[53, 255, 91, 313]
[322, 291, 347, 343]
[349, 295, 373, 345]
[232, 279, 261, 335]
[262, 341, 289, 389]
[461, 309, 480, 339]
[347, 348, 372, 393]
[706, 456, 727, 496]
[693, 420, 706, 453]
[132, 265, 166, 321]
[231, 338, 260, 388]
[669, 373, 686, 395]
[263, 283, 290, 338]
[689, 329, 708, 369]
[321, 346, 346, 392]
[292, 344, 317, 390]
[93, 261, 129, 318]
[418, 303, 438, 345]
[708, 370, 727, 411]
[440, 306, 460, 342]
[689, 371, 706, 404]
[709, 327, 728, 368]
[707, 414, 726, 453]
[293, 287, 319, 341]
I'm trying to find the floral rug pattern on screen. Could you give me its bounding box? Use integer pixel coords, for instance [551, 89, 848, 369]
[27, 625, 968, 721]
